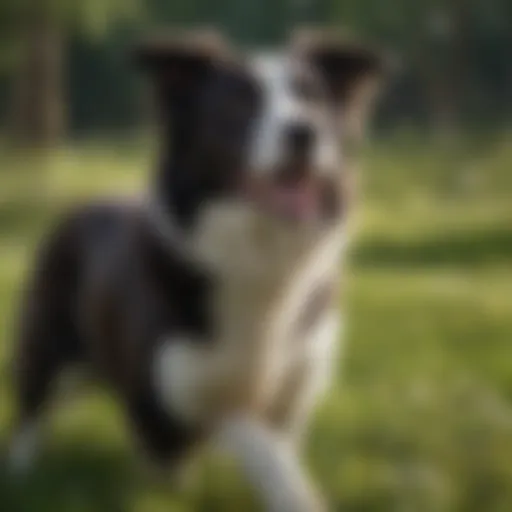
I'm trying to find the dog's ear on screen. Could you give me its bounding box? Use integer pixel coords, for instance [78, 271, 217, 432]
[133, 30, 229, 112]
[292, 28, 393, 142]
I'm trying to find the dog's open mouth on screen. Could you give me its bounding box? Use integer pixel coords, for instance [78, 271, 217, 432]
[241, 166, 342, 223]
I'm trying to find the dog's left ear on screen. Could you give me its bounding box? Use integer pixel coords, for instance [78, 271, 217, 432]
[292, 29, 393, 140]
[132, 29, 234, 137]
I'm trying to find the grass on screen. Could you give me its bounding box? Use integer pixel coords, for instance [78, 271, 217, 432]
[1, 134, 512, 511]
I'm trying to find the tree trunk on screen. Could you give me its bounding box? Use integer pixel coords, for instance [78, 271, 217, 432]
[422, 1, 471, 139]
[10, 12, 65, 149]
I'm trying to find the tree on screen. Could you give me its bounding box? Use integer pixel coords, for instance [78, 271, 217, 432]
[7, 0, 141, 148]
[329, 0, 511, 133]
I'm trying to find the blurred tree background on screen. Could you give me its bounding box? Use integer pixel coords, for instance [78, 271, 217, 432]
[0, 0, 510, 144]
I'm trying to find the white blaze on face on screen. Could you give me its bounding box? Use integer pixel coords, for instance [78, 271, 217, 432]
[248, 52, 339, 175]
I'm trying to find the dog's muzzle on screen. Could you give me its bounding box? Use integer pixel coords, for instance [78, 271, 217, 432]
[240, 170, 345, 224]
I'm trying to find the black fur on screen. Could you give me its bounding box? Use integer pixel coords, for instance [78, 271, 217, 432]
[14, 202, 213, 467]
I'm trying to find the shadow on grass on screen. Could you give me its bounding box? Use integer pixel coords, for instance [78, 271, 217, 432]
[353, 226, 512, 268]
[0, 446, 137, 512]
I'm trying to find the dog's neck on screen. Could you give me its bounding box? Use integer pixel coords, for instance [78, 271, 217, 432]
[149, 155, 344, 288]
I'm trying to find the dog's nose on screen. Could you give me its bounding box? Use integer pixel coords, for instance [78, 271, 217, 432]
[285, 123, 315, 155]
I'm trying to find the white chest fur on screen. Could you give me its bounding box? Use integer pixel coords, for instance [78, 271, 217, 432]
[152, 204, 345, 426]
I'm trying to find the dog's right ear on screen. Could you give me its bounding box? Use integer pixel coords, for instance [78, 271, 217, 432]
[133, 30, 228, 100]
[292, 28, 394, 144]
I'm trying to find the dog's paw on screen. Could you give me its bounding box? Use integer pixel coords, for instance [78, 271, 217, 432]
[298, 492, 328, 512]
[271, 489, 327, 512]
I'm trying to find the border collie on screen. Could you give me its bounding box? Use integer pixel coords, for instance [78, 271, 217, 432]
[9, 29, 387, 511]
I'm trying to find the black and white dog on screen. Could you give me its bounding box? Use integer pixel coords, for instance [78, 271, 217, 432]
[9, 30, 387, 511]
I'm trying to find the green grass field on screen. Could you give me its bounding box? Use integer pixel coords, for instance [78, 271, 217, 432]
[1, 134, 512, 511]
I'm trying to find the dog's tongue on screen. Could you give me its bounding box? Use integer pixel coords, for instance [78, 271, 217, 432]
[268, 184, 319, 221]
[242, 177, 320, 221]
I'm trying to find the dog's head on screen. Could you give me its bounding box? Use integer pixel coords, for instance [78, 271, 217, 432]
[136, 29, 388, 231]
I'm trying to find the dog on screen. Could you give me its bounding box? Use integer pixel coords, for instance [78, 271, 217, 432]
[8, 29, 387, 511]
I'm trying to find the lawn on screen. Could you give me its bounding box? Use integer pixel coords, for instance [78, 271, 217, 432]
[1, 134, 512, 511]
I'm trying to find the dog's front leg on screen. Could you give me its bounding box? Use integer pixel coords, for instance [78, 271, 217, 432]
[267, 310, 340, 447]
[213, 414, 325, 512]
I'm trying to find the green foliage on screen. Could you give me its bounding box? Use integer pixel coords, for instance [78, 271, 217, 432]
[57, 0, 143, 40]
[1, 0, 512, 132]
[0, 135, 511, 510]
